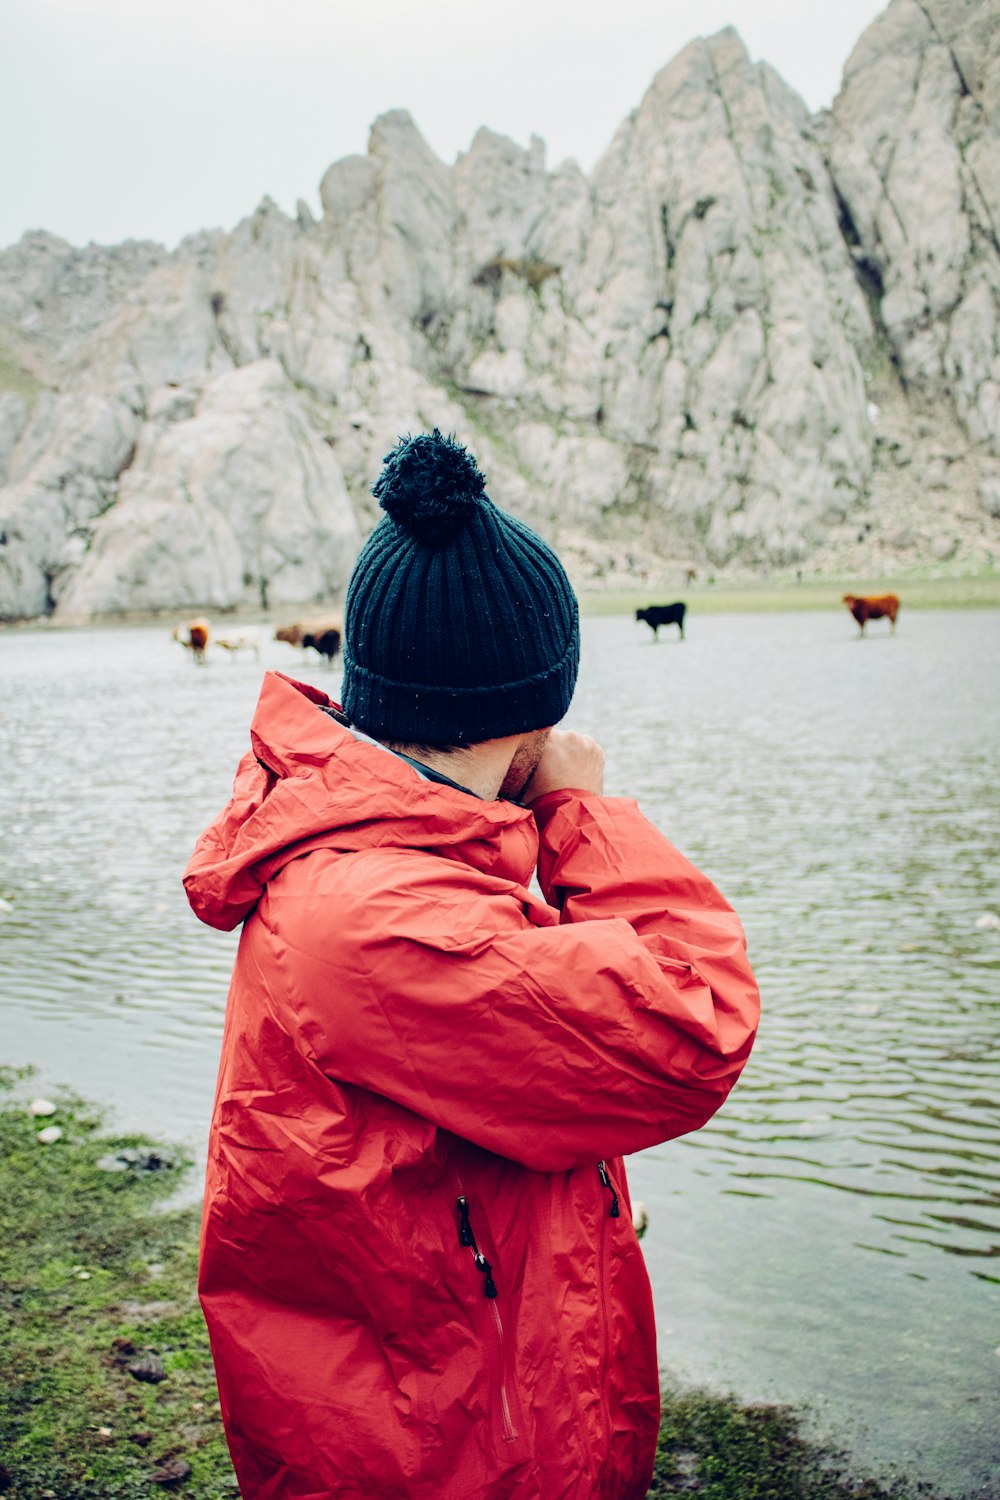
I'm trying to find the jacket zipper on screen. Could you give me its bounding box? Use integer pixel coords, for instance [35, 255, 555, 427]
[597, 1159, 620, 1219]
[595, 1161, 618, 1467]
[456, 1192, 518, 1443]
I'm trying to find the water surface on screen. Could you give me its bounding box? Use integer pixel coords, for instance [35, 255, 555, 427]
[2, 610, 998, 1494]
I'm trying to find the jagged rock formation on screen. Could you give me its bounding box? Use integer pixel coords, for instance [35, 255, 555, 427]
[1, 0, 998, 621]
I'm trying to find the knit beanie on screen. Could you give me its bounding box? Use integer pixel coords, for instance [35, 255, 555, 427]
[341, 430, 579, 746]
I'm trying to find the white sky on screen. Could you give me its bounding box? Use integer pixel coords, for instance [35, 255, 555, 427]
[1, 0, 890, 252]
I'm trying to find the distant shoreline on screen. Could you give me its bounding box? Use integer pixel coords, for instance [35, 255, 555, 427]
[2, 568, 999, 633]
[582, 568, 1000, 615]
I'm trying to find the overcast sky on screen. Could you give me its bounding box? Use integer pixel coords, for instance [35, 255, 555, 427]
[1, 0, 890, 252]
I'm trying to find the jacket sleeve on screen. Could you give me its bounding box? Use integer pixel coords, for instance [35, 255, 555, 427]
[261, 792, 759, 1172]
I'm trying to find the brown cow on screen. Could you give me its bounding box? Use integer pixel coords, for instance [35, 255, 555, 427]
[842, 593, 900, 636]
[172, 617, 211, 663]
[274, 615, 343, 650]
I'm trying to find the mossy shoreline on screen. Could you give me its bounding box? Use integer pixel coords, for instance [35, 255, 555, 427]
[0, 1075, 953, 1499]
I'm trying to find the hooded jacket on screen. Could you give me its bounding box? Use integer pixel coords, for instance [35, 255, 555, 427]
[184, 672, 760, 1500]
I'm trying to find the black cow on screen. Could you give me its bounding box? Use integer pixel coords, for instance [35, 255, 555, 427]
[636, 603, 686, 640]
[303, 627, 342, 664]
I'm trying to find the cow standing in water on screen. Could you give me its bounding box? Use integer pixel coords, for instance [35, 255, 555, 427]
[172, 618, 211, 663]
[842, 594, 900, 636]
[636, 602, 686, 640]
[274, 616, 343, 654]
[302, 627, 341, 666]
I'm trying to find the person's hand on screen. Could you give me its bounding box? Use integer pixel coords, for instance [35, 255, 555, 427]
[521, 729, 605, 803]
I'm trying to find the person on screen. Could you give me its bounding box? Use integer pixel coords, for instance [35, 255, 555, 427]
[184, 429, 760, 1500]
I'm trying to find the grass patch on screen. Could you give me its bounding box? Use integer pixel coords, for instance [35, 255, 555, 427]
[649, 1387, 949, 1498]
[581, 570, 1000, 616]
[0, 1076, 953, 1497]
[0, 1068, 235, 1498]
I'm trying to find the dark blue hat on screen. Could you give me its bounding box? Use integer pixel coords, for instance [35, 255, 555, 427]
[342, 430, 579, 746]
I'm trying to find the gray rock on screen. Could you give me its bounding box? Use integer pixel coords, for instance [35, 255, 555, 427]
[828, 0, 1000, 455]
[1, 2, 998, 620]
[128, 1351, 168, 1384]
[980, 475, 1000, 517]
[0, 394, 29, 482]
[149, 1457, 191, 1487]
[56, 360, 361, 617]
[96, 1147, 174, 1173]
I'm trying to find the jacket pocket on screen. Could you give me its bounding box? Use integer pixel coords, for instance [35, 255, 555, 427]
[454, 1186, 523, 1448]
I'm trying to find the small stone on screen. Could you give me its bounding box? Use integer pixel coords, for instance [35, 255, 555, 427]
[136, 1151, 173, 1172]
[29, 1098, 57, 1116]
[96, 1148, 175, 1174]
[128, 1351, 168, 1384]
[75, 1269, 92, 1281]
[149, 1456, 191, 1486]
[97, 1426, 113, 1439]
[975, 912, 1000, 930]
[36, 1125, 63, 1144]
[632, 1200, 650, 1240]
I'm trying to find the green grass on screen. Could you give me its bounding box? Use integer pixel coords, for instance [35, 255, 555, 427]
[648, 1388, 948, 1498]
[0, 1074, 952, 1498]
[0, 1069, 236, 1498]
[581, 569, 1000, 616]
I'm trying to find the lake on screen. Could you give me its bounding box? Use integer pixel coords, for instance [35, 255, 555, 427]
[2, 609, 998, 1496]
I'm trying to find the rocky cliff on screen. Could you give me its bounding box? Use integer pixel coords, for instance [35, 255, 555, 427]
[1, 0, 997, 620]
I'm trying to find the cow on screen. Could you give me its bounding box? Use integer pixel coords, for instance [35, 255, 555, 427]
[842, 593, 900, 636]
[302, 627, 341, 665]
[214, 628, 261, 660]
[274, 622, 308, 648]
[274, 615, 343, 651]
[171, 618, 210, 663]
[636, 602, 686, 640]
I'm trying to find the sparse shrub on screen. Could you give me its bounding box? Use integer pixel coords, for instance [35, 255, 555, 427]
[472, 257, 561, 292]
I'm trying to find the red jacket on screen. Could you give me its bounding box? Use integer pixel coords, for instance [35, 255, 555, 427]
[185, 673, 759, 1499]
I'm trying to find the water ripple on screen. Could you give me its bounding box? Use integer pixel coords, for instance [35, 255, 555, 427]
[2, 611, 999, 1493]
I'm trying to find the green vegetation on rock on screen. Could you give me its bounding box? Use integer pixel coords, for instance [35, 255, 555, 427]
[0, 332, 45, 405]
[471, 256, 561, 293]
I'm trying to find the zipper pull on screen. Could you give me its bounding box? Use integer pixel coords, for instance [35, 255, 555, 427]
[456, 1195, 475, 1247]
[457, 1196, 499, 1296]
[597, 1160, 621, 1219]
[475, 1251, 498, 1298]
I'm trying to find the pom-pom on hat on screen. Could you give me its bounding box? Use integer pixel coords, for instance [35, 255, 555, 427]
[342, 429, 580, 747]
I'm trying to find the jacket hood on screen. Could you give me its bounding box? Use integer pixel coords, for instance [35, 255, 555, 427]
[183, 672, 540, 931]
